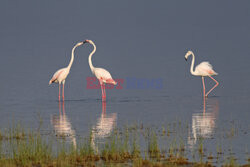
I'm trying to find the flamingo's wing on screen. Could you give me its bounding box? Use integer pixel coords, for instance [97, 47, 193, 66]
[49, 68, 65, 84]
[94, 68, 113, 80]
[94, 68, 117, 84]
[195, 62, 217, 75]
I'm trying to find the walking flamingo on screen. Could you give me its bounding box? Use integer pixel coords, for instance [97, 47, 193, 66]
[49, 42, 83, 101]
[83, 39, 117, 101]
[185, 51, 219, 97]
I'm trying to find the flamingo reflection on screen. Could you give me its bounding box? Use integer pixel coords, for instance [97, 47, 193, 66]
[51, 102, 76, 148]
[91, 102, 117, 152]
[188, 97, 219, 148]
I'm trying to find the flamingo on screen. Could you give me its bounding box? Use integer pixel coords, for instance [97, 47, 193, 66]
[83, 39, 117, 101]
[185, 51, 219, 97]
[49, 42, 83, 101]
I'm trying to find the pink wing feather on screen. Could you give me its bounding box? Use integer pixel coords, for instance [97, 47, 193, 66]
[49, 68, 65, 84]
[195, 62, 218, 76]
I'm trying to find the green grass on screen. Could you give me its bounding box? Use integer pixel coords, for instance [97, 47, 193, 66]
[0, 123, 247, 167]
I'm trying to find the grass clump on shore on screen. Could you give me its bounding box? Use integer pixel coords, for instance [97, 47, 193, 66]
[0, 123, 247, 167]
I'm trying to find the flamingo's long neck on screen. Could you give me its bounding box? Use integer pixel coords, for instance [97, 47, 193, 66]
[67, 44, 78, 70]
[190, 52, 196, 75]
[88, 42, 96, 73]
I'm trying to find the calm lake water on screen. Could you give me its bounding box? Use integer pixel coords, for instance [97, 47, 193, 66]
[0, 85, 249, 164]
[0, 1, 250, 165]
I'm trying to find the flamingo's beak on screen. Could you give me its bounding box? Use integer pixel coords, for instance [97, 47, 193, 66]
[185, 57, 187, 61]
[83, 40, 89, 44]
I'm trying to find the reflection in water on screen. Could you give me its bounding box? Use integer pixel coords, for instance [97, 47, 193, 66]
[51, 102, 76, 148]
[91, 102, 117, 152]
[188, 98, 219, 148]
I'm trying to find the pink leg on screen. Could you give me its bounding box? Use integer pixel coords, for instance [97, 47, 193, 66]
[58, 101, 62, 115]
[58, 84, 61, 102]
[103, 83, 106, 100]
[205, 75, 219, 97]
[62, 83, 65, 101]
[101, 83, 106, 102]
[99, 80, 105, 101]
[102, 101, 106, 114]
[62, 101, 65, 115]
[202, 76, 206, 97]
[203, 95, 206, 113]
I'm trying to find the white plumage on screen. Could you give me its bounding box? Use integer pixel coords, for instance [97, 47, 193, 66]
[49, 68, 69, 84]
[185, 50, 219, 97]
[195, 62, 218, 76]
[49, 42, 83, 101]
[83, 39, 117, 101]
[93, 68, 113, 83]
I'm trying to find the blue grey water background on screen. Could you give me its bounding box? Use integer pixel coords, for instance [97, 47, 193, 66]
[0, 0, 249, 164]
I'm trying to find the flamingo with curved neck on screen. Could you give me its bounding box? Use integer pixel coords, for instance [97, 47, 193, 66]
[83, 39, 117, 102]
[185, 50, 219, 97]
[49, 42, 83, 101]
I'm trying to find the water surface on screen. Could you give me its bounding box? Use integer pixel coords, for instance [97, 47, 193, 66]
[0, 0, 249, 165]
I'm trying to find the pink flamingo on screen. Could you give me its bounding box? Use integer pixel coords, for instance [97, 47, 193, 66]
[49, 42, 83, 101]
[185, 51, 219, 97]
[83, 39, 117, 101]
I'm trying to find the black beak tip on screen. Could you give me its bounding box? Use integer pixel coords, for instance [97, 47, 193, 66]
[185, 58, 187, 61]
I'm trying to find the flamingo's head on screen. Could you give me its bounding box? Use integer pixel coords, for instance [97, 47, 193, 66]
[185, 50, 193, 61]
[83, 39, 93, 44]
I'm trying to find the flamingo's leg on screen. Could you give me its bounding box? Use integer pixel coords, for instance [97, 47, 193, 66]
[101, 83, 106, 102]
[205, 75, 219, 97]
[203, 95, 206, 113]
[62, 83, 65, 101]
[58, 83, 61, 102]
[99, 80, 105, 101]
[202, 76, 206, 97]
[62, 101, 65, 115]
[102, 101, 106, 114]
[103, 83, 106, 100]
[58, 101, 62, 115]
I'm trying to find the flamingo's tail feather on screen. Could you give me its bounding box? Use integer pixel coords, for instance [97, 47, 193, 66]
[106, 78, 117, 85]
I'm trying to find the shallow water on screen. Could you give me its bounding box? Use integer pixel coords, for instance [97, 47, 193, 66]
[1, 94, 249, 164]
[0, 0, 250, 165]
